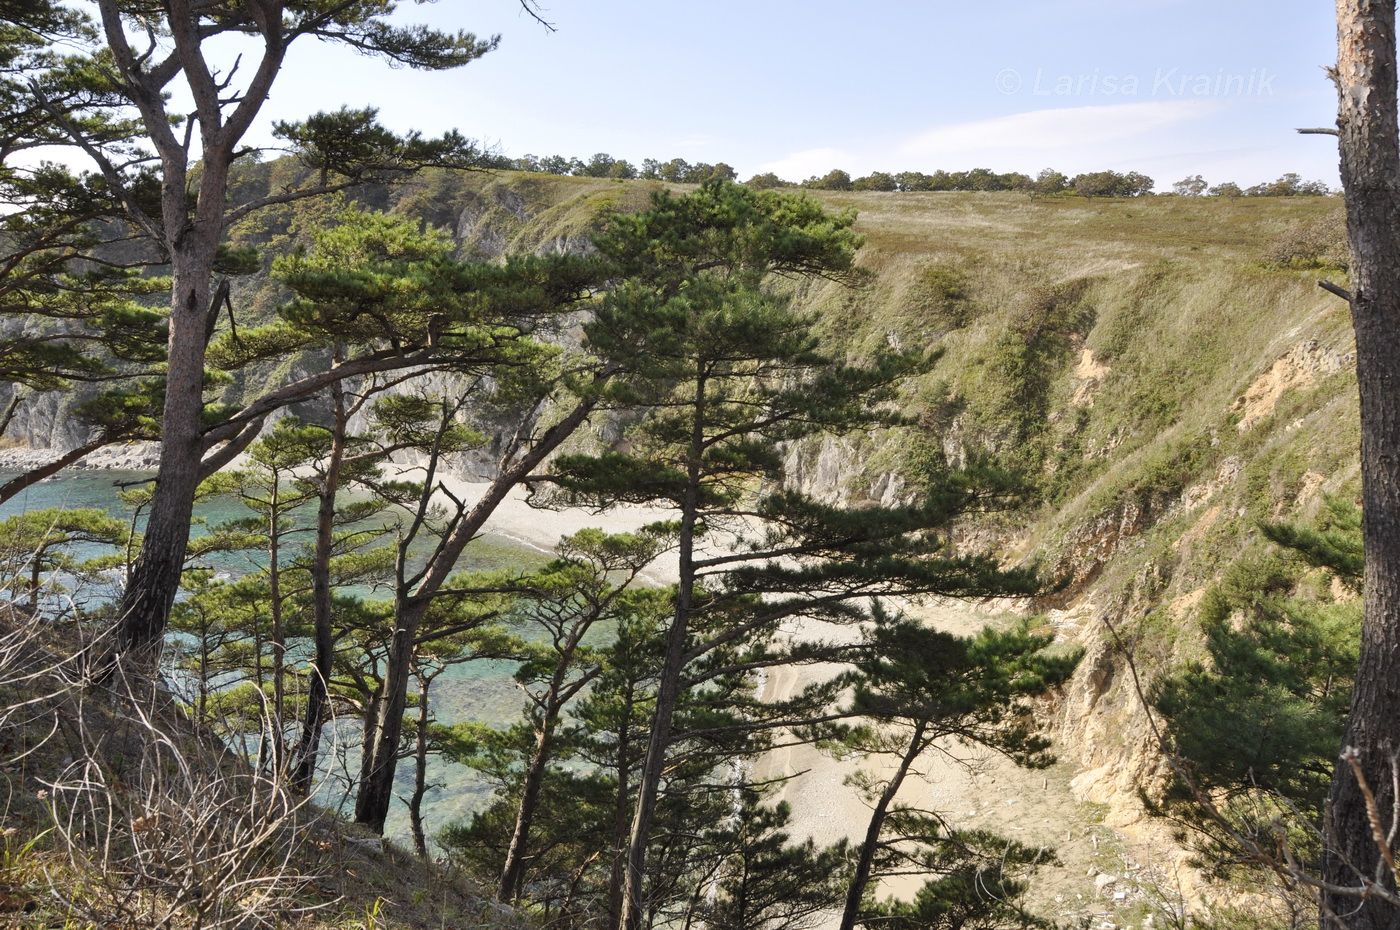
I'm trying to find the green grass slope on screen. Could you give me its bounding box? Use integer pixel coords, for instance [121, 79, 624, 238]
[225, 165, 1356, 828]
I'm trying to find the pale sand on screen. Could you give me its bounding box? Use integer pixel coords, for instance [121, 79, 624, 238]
[377, 461, 683, 582]
[389, 463, 1131, 923]
[756, 601, 1129, 929]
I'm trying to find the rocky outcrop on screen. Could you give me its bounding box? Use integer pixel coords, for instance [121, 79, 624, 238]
[1233, 339, 1350, 431]
[0, 386, 91, 451]
[0, 441, 161, 472]
[783, 435, 906, 507]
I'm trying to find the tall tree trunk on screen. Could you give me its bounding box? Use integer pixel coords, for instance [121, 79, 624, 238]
[617, 376, 706, 930]
[355, 596, 427, 832]
[114, 241, 217, 660]
[267, 479, 285, 774]
[359, 686, 383, 796]
[354, 395, 601, 833]
[838, 722, 928, 930]
[291, 365, 347, 794]
[409, 672, 432, 859]
[607, 679, 636, 930]
[1324, 4, 1400, 927]
[499, 697, 565, 901]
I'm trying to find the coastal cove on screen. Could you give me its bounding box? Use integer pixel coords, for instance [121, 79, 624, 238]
[0, 11, 1369, 915]
[1, 466, 1151, 926]
[0, 466, 563, 843]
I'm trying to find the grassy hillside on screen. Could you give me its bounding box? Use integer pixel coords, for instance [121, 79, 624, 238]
[212, 168, 1360, 879]
[803, 187, 1354, 825]
[285, 171, 1355, 831]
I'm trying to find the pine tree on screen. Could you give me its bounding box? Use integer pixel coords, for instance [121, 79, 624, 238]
[1152, 498, 1362, 893]
[696, 790, 850, 930]
[546, 180, 1041, 930]
[0, 508, 128, 612]
[404, 604, 525, 857]
[350, 181, 878, 834]
[496, 526, 676, 902]
[807, 614, 1075, 930]
[8, 1, 528, 659]
[0, 1, 168, 480]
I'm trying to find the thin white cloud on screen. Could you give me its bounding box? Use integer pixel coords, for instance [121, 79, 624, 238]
[896, 100, 1218, 167]
[749, 100, 1335, 188]
[754, 147, 853, 182]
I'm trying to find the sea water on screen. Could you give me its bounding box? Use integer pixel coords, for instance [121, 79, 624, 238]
[0, 469, 555, 848]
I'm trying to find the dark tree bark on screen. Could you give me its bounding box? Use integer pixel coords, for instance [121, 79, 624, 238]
[266, 473, 287, 773]
[607, 677, 637, 929]
[409, 671, 432, 859]
[117, 244, 221, 658]
[616, 375, 705, 930]
[838, 722, 928, 930]
[290, 365, 348, 795]
[498, 648, 600, 901]
[1323, 3, 1400, 927]
[103, 0, 282, 659]
[354, 395, 601, 833]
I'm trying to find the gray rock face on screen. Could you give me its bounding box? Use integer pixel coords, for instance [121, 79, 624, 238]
[1, 386, 89, 450]
[783, 435, 906, 507]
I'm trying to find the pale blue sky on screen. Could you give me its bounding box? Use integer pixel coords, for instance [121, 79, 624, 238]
[248, 0, 1340, 188]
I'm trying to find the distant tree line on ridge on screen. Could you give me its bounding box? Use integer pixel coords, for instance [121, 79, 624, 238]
[494, 153, 1334, 198]
[501, 152, 740, 184]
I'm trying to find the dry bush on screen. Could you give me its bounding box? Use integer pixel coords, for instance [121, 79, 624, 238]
[1263, 212, 1350, 271]
[0, 613, 330, 929]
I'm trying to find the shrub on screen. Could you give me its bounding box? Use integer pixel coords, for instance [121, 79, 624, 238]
[744, 172, 787, 189]
[852, 171, 898, 191]
[1263, 212, 1349, 271]
[905, 265, 974, 329]
[1073, 170, 1154, 197]
[802, 169, 853, 191]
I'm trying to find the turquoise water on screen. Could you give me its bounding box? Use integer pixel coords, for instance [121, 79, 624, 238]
[0, 469, 555, 846]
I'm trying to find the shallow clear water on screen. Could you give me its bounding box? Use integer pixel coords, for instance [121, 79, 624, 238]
[0, 469, 557, 847]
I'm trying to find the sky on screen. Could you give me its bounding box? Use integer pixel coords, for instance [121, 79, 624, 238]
[235, 0, 1341, 189]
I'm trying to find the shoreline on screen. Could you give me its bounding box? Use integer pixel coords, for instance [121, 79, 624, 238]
[0, 447, 680, 580]
[5, 449, 1140, 925]
[0, 442, 162, 473]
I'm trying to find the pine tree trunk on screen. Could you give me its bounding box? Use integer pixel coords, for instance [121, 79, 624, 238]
[617, 375, 706, 930]
[359, 686, 383, 795]
[499, 697, 564, 901]
[838, 722, 928, 930]
[355, 596, 428, 832]
[1324, 4, 1400, 926]
[607, 679, 636, 930]
[410, 672, 432, 859]
[291, 369, 347, 795]
[114, 241, 217, 660]
[267, 480, 286, 774]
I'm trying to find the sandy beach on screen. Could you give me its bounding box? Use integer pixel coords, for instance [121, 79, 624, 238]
[6, 451, 1137, 923]
[754, 600, 1141, 928]
[378, 464, 1137, 923]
